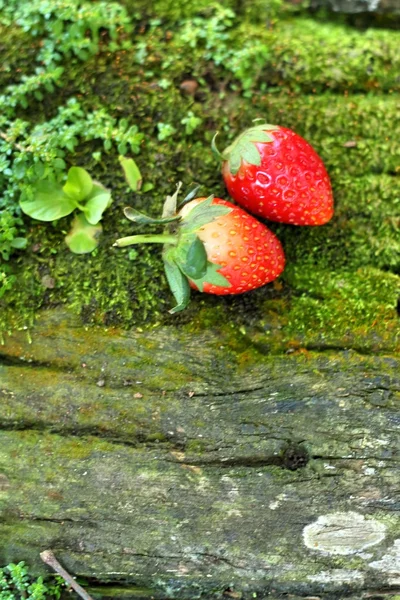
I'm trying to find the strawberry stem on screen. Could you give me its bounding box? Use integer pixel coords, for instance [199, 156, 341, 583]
[113, 234, 177, 247]
[211, 132, 223, 160]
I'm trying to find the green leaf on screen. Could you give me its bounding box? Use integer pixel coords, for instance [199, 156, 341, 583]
[142, 182, 154, 193]
[14, 163, 27, 180]
[248, 131, 275, 143]
[174, 235, 207, 280]
[10, 237, 27, 249]
[162, 181, 182, 219]
[65, 214, 102, 254]
[33, 161, 45, 178]
[63, 167, 93, 201]
[82, 184, 112, 225]
[241, 142, 261, 166]
[223, 123, 278, 175]
[119, 156, 142, 191]
[123, 207, 180, 226]
[211, 132, 223, 159]
[180, 184, 201, 206]
[53, 158, 66, 170]
[180, 196, 232, 233]
[190, 261, 231, 292]
[20, 182, 76, 221]
[163, 255, 191, 314]
[118, 142, 128, 155]
[225, 147, 241, 175]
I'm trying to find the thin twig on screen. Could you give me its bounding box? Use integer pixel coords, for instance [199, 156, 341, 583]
[40, 550, 94, 600]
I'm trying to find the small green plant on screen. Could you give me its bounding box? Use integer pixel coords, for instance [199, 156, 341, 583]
[19, 166, 112, 254]
[157, 123, 176, 141]
[181, 112, 203, 136]
[18, 156, 144, 255]
[0, 212, 27, 261]
[0, 561, 64, 600]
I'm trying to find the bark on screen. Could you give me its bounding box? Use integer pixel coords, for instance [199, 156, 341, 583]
[0, 310, 399, 599]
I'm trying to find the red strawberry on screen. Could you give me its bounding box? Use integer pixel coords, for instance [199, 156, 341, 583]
[114, 184, 285, 312]
[215, 123, 334, 226]
[179, 197, 285, 295]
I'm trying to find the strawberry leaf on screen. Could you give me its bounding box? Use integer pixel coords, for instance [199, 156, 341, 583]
[179, 184, 201, 207]
[162, 181, 183, 219]
[190, 261, 231, 292]
[222, 124, 279, 175]
[163, 255, 191, 314]
[247, 131, 275, 143]
[123, 207, 181, 226]
[174, 235, 208, 280]
[241, 142, 261, 166]
[180, 196, 232, 233]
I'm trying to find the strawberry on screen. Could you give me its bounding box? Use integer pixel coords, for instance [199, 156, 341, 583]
[114, 184, 285, 313]
[179, 197, 285, 295]
[214, 123, 334, 226]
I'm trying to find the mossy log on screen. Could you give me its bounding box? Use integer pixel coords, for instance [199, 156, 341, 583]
[1, 310, 400, 600]
[1, 2, 400, 598]
[308, 0, 400, 14]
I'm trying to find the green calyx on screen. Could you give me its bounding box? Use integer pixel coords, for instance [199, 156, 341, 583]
[213, 122, 279, 176]
[114, 184, 232, 313]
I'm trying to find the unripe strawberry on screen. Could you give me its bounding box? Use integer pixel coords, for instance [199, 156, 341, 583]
[114, 185, 285, 312]
[179, 197, 285, 295]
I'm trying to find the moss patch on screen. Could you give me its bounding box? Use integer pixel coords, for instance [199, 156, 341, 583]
[0, 2, 399, 348]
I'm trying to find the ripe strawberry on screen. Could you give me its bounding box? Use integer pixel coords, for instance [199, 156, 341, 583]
[214, 123, 334, 226]
[179, 197, 285, 295]
[114, 184, 285, 312]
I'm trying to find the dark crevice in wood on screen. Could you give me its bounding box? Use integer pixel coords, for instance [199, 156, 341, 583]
[0, 353, 74, 373]
[0, 423, 172, 449]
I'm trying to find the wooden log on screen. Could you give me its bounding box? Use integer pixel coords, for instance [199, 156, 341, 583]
[1, 311, 399, 599]
[302, 0, 400, 13]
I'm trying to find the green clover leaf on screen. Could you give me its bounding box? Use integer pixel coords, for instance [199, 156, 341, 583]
[20, 181, 76, 221]
[65, 213, 102, 254]
[63, 167, 93, 202]
[82, 183, 112, 225]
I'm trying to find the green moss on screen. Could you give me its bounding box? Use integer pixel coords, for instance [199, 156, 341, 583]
[257, 18, 400, 92]
[1, 2, 399, 345]
[0, 25, 39, 89]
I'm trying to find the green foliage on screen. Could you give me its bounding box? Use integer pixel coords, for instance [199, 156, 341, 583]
[119, 156, 143, 191]
[0, 0, 132, 62]
[157, 123, 177, 141]
[0, 98, 143, 261]
[181, 112, 203, 136]
[20, 166, 112, 253]
[0, 0, 398, 338]
[65, 213, 103, 254]
[0, 562, 64, 600]
[0, 0, 140, 282]
[0, 212, 26, 261]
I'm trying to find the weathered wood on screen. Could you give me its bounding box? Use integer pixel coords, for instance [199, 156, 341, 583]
[0, 311, 399, 599]
[307, 0, 400, 13]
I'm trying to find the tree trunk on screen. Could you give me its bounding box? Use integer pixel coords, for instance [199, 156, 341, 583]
[1, 310, 399, 599]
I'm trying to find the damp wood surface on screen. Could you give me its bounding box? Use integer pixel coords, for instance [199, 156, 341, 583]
[1, 0, 400, 598]
[0, 310, 400, 600]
